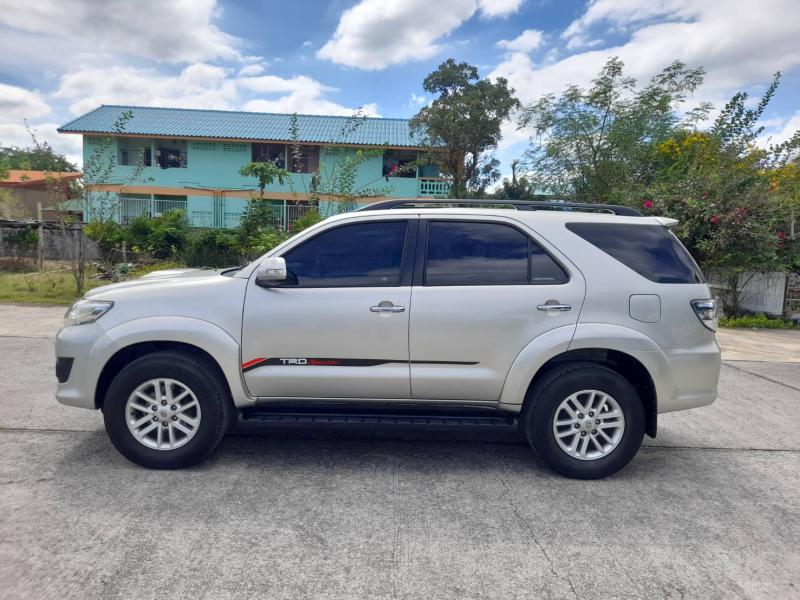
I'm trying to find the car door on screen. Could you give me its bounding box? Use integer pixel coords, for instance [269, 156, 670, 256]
[241, 217, 417, 399]
[409, 216, 585, 401]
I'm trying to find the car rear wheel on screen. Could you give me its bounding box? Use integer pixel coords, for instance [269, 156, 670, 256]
[522, 361, 644, 479]
[103, 350, 232, 469]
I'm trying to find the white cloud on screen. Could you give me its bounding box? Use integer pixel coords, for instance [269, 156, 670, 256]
[53, 64, 240, 116]
[409, 93, 428, 107]
[0, 84, 51, 121]
[491, 0, 800, 107]
[244, 97, 380, 118]
[0, 0, 240, 64]
[759, 111, 800, 147]
[497, 29, 543, 53]
[317, 0, 476, 70]
[477, 0, 525, 18]
[238, 64, 266, 77]
[0, 122, 83, 166]
[240, 74, 378, 115]
[317, 0, 524, 70]
[49, 63, 378, 121]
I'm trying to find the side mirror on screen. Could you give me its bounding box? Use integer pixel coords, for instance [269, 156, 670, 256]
[255, 257, 287, 287]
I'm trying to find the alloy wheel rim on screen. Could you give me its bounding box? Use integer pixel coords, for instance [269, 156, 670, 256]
[552, 389, 625, 461]
[125, 378, 201, 451]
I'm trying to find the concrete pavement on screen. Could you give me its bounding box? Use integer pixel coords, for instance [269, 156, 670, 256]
[1, 305, 799, 599]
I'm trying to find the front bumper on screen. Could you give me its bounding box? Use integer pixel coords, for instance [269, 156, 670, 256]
[55, 323, 118, 410]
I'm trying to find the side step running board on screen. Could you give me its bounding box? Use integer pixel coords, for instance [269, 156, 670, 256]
[241, 406, 517, 429]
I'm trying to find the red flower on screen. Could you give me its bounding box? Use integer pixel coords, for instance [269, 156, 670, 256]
[642, 200, 653, 209]
[710, 215, 720, 225]
[777, 231, 786, 240]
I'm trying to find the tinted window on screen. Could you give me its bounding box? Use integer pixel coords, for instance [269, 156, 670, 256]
[566, 223, 705, 284]
[283, 221, 407, 287]
[424, 221, 567, 286]
[530, 243, 570, 284]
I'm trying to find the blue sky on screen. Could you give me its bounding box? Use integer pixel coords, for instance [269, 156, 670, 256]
[1, 0, 799, 177]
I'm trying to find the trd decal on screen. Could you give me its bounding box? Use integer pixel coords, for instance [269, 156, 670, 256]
[241, 358, 478, 373]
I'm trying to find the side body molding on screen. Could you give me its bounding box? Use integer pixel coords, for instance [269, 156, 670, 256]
[499, 323, 672, 412]
[103, 316, 254, 408]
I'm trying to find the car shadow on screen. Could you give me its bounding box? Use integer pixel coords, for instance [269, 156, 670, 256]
[57, 422, 710, 484]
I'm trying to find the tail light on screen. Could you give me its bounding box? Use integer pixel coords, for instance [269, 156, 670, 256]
[691, 299, 717, 331]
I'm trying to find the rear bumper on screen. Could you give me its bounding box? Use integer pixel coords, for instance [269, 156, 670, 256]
[635, 337, 721, 414]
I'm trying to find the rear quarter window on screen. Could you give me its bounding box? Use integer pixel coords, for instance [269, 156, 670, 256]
[566, 223, 705, 284]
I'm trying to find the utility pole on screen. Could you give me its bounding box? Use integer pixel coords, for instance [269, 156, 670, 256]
[37, 201, 44, 270]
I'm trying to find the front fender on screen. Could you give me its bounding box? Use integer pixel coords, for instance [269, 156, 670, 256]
[102, 316, 254, 408]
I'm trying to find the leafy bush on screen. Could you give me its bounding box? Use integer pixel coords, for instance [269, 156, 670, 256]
[289, 209, 322, 232]
[126, 210, 189, 259]
[719, 313, 795, 329]
[181, 228, 241, 268]
[84, 219, 127, 264]
[3, 226, 38, 256]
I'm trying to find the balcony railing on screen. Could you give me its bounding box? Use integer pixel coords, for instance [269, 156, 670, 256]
[418, 177, 450, 197]
[119, 196, 187, 223]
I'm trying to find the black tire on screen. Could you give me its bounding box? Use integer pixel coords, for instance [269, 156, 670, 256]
[521, 361, 644, 479]
[103, 350, 233, 469]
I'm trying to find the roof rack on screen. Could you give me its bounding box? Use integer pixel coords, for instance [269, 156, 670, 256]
[357, 198, 643, 217]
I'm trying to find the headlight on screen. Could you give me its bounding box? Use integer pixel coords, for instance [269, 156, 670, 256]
[63, 300, 114, 327]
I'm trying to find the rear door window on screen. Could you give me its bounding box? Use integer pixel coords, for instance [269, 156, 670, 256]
[566, 223, 705, 284]
[424, 221, 568, 286]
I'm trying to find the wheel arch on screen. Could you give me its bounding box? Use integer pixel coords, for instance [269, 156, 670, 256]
[96, 341, 229, 410]
[96, 316, 254, 410]
[521, 348, 657, 438]
[500, 325, 665, 438]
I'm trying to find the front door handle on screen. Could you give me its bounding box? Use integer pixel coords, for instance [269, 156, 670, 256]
[370, 303, 406, 313]
[537, 303, 572, 312]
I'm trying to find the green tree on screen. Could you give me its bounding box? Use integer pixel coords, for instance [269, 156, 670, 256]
[0, 131, 78, 172]
[51, 110, 147, 294]
[520, 57, 707, 202]
[491, 160, 539, 200]
[239, 161, 288, 200]
[517, 59, 800, 316]
[288, 111, 393, 215]
[410, 59, 520, 198]
[644, 78, 800, 315]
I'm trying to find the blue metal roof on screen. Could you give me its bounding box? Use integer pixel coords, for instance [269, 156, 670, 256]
[58, 105, 431, 148]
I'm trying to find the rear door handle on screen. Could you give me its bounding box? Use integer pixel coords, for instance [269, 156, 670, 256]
[370, 304, 406, 313]
[537, 304, 572, 312]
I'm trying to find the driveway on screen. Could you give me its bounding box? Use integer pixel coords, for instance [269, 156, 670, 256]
[1, 304, 799, 599]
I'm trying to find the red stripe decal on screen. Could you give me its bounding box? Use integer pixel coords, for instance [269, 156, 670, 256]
[242, 358, 267, 370]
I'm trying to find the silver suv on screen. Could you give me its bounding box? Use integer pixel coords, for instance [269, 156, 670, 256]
[55, 200, 721, 479]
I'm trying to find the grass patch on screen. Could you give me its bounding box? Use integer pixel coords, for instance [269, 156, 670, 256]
[0, 261, 187, 305]
[719, 313, 796, 329]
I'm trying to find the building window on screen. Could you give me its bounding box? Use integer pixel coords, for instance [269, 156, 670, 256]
[291, 145, 320, 174]
[222, 142, 247, 153]
[156, 140, 188, 169]
[252, 143, 287, 168]
[118, 138, 152, 167]
[383, 150, 417, 178]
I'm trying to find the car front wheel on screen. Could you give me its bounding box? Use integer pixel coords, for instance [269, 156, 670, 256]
[103, 350, 232, 469]
[522, 361, 645, 479]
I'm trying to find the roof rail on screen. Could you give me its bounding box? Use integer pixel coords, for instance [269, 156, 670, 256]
[357, 198, 643, 217]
